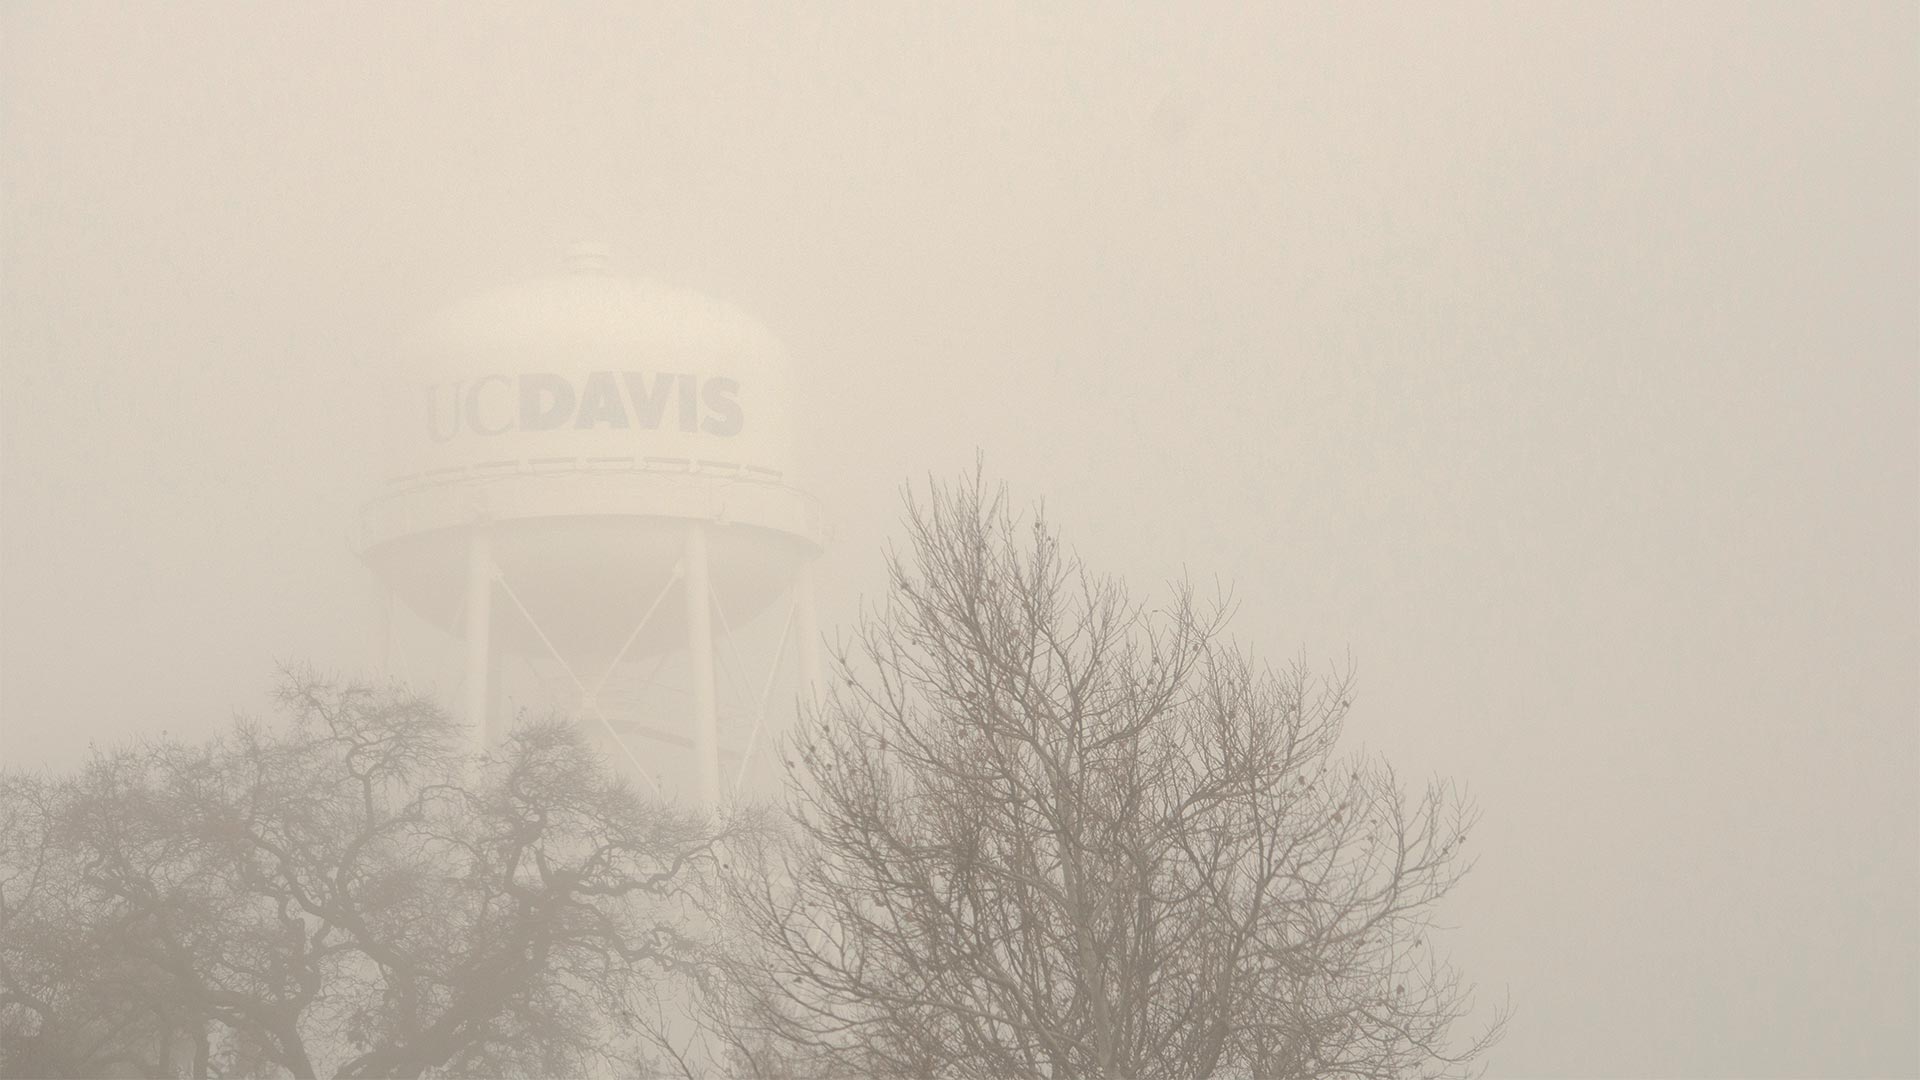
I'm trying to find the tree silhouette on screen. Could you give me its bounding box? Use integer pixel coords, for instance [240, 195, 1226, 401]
[1, 672, 729, 1079]
[697, 472, 1505, 1079]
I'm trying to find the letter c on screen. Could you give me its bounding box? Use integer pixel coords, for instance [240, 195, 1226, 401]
[465, 374, 514, 436]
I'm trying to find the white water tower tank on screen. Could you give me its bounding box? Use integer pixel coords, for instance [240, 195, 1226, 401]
[355, 246, 824, 809]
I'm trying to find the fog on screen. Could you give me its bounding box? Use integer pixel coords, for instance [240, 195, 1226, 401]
[3, 3, 1915, 1076]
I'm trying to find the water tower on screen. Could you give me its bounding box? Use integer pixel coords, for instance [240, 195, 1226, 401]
[354, 246, 824, 809]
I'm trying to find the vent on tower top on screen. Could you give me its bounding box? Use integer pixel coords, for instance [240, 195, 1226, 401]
[565, 240, 612, 275]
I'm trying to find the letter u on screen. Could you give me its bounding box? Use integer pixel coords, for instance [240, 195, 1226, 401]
[427, 382, 463, 443]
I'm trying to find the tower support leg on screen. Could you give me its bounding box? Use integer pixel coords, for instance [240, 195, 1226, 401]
[796, 562, 823, 697]
[684, 522, 721, 811]
[464, 529, 494, 753]
[377, 587, 395, 678]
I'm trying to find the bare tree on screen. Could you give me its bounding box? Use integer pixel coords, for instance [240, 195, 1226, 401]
[1, 672, 729, 1079]
[701, 474, 1505, 1079]
[1, 771, 181, 1079]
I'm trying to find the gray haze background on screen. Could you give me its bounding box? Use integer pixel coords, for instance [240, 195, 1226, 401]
[2, 3, 1914, 1076]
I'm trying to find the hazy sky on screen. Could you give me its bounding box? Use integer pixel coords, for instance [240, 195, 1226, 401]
[3, 4, 1915, 1076]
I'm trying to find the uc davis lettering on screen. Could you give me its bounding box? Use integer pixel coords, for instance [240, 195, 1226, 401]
[427, 372, 743, 441]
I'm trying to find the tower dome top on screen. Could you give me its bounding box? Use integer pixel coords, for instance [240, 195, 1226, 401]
[407, 266, 789, 376]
